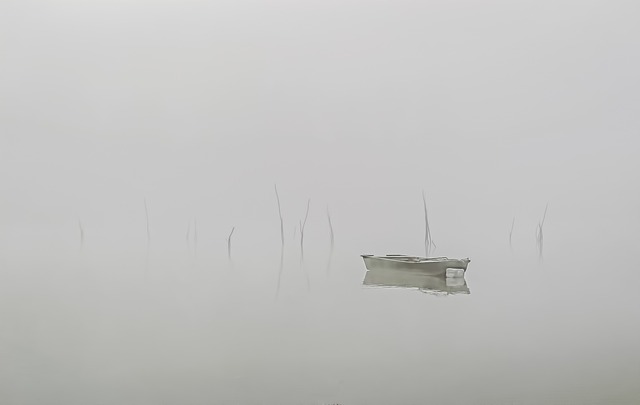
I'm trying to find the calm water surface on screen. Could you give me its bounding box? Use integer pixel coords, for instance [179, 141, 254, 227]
[1, 229, 638, 405]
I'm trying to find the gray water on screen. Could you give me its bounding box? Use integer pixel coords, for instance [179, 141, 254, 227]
[2, 1, 640, 404]
[1, 190, 638, 405]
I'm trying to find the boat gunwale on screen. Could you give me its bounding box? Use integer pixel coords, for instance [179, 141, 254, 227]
[361, 255, 465, 264]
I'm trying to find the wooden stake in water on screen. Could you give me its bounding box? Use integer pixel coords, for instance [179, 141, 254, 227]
[422, 191, 436, 257]
[275, 246, 284, 301]
[274, 185, 287, 297]
[274, 184, 284, 247]
[510, 216, 515, 249]
[326, 205, 335, 276]
[327, 205, 334, 249]
[227, 227, 235, 260]
[300, 199, 311, 291]
[300, 199, 310, 262]
[536, 204, 548, 260]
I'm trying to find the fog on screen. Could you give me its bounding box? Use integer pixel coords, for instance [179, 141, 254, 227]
[1, 1, 639, 404]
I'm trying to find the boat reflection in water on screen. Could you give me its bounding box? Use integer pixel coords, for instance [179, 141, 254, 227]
[362, 268, 470, 295]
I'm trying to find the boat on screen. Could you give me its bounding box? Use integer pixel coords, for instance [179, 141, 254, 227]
[363, 268, 470, 295]
[361, 254, 470, 276]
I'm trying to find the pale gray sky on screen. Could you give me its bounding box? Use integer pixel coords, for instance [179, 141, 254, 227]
[2, 1, 639, 252]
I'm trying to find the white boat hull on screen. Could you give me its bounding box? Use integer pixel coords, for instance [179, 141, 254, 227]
[361, 255, 470, 276]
